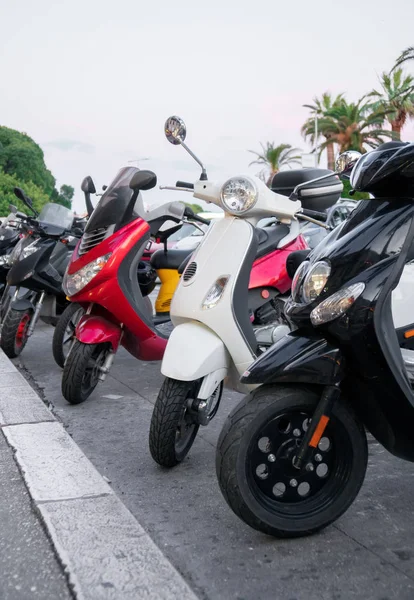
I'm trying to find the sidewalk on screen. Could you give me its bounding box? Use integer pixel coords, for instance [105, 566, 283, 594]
[0, 432, 72, 600]
[0, 349, 197, 600]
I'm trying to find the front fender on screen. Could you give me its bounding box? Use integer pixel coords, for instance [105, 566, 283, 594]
[241, 330, 344, 385]
[161, 321, 230, 380]
[11, 299, 35, 312]
[76, 315, 122, 351]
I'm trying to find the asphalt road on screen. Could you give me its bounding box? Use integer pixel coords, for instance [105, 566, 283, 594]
[14, 321, 414, 600]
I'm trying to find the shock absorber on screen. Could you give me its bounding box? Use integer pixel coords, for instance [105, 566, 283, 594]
[27, 292, 45, 337]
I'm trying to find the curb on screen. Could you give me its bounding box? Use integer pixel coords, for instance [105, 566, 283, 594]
[0, 350, 197, 600]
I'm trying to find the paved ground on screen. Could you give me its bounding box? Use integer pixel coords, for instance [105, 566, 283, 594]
[14, 321, 414, 600]
[0, 426, 72, 600]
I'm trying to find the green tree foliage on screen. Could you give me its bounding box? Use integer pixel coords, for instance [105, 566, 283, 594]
[367, 68, 414, 139]
[391, 47, 414, 72]
[0, 125, 74, 213]
[249, 143, 302, 186]
[184, 203, 204, 214]
[0, 170, 49, 216]
[0, 126, 55, 195]
[341, 179, 369, 201]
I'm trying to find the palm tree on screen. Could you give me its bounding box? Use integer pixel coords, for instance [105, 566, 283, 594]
[315, 97, 392, 154]
[367, 69, 414, 139]
[391, 46, 414, 72]
[301, 92, 344, 170]
[248, 143, 302, 186]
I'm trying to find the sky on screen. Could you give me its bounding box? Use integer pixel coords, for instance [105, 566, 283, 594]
[1, 0, 414, 213]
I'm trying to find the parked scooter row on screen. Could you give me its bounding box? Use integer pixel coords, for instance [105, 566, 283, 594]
[13, 116, 413, 542]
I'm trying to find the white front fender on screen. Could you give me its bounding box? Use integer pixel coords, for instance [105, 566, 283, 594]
[161, 322, 230, 381]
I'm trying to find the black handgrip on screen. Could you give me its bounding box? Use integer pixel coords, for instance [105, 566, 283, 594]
[193, 214, 210, 225]
[301, 208, 327, 222]
[176, 181, 194, 190]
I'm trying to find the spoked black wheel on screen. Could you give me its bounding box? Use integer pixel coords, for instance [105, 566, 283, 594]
[216, 385, 367, 538]
[0, 308, 32, 358]
[52, 303, 85, 368]
[61, 341, 109, 404]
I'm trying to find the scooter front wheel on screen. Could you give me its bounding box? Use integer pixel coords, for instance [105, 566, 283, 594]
[0, 308, 32, 358]
[62, 340, 110, 404]
[149, 377, 201, 467]
[52, 303, 85, 368]
[216, 385, 368, 538]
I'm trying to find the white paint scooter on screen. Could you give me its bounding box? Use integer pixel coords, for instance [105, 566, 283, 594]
[149, 116, 340, 467]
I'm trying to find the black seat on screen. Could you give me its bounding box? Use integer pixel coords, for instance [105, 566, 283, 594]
[256, 223, 290, 259]
[150, 248, 193, 271]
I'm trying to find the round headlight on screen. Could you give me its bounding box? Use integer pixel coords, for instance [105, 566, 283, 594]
[220, 177, 258, 215]
[291, 260, 309, 303]
[302, 261, 331, 304]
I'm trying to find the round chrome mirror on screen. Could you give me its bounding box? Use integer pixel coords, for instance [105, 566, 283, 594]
[164, 116, 187, 145]
[335, 151, 362, 175]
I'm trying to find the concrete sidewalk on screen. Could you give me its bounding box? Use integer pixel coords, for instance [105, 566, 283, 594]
[0, 349, 197, 600]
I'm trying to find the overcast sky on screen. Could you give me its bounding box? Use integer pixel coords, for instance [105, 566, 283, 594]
[1, 0, 414, 213]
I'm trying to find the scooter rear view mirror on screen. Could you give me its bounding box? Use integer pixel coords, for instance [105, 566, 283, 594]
[335, 151, 362, 179]
[129, 170, 157, 192]
[81, 176, 96, 195]
[164, 115, 208, 181]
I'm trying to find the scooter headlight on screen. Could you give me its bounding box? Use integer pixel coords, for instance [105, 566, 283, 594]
[63, 253, 112, 297]
[220, 177, 258, 215]
[202, 276, 230, 309]
[310, 282, 365, 326]
[291, 260, 310, 302]
[301, 261, 331, 304]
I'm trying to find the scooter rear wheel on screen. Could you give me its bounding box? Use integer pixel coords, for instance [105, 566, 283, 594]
[52, 303, 85, 368]
[149, 377, 201, 467]
[0, 308, 32, 358]
[216, 385, 367, 538]
[62, 340, 109, 404]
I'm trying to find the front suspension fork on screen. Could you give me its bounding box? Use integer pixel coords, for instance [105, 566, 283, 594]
[293, 385, 341, 470]
[27, 292, 45, 337]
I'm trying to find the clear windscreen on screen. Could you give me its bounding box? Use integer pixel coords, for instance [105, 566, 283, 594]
[38, 203, 74, 229]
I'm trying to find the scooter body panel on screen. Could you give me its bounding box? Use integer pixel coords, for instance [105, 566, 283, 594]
[167, 218, 257, 379]
[76, 314, 123, 351]
[161, 321, 231, 380]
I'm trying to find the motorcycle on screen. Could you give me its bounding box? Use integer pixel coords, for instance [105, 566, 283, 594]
[216, 142, 414, 538]
[0, 188, 83, 358]
[149, 116, 337, 467]
[61, 168, 209, 404]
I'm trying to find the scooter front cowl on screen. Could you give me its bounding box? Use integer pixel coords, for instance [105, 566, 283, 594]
[76, 314, 122, 351]
[241, 330, 345, 385]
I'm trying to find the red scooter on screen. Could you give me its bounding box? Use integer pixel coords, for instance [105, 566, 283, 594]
[61, 166, 315, 404]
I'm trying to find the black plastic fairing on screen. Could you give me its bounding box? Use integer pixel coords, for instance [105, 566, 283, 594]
[241, 331, 344, 385]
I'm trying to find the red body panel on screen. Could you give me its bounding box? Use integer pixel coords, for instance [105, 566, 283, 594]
[249, 234, 308, 294]
[69, 218, 167, 361]
[76, 314, 123, 351]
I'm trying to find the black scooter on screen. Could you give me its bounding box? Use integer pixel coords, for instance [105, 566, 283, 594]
[216, 141, 414, 538]
[0, 188, 84, 358]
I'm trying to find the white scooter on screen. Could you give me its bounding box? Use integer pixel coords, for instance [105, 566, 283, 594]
[149, 116, 341, 467]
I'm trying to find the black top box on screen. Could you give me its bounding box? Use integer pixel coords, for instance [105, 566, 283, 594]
[271, 168, 343, 212]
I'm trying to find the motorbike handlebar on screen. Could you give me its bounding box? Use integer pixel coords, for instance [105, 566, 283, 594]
[183, 206, 210, 226]
[301, 208, 327, 222]
[176, 181, 194, 190]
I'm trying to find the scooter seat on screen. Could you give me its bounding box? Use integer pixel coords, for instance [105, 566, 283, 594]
[256, 223, 290, 259]
[150, 248, 193, 271]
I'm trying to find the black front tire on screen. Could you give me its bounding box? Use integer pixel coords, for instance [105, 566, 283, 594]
[149, 377, 200, 467]
[216, 385, 368, 538]
[61, 340, 109, 404]
[0, 308, 32, 358]
[52, 303, 85, 368]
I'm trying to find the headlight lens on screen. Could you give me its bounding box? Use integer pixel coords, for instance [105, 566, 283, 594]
[63, 253, 112, 297]
[220, 177, 258, 215]
[202, 276, 229, 309]
[310, 282, 365, 326]
[291, 260, 309, 302]
[302, 261, 331, 304]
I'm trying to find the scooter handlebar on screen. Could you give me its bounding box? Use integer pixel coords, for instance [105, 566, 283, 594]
[301, 208, 327, 222]
[176, 181, 194, 190]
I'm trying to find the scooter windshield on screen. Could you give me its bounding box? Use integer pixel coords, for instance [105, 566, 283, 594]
[38, 203, 74, 229]
[84, 166, 145, 233]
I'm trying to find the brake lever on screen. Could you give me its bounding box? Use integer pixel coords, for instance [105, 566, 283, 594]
[159, 185, 194, 192]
